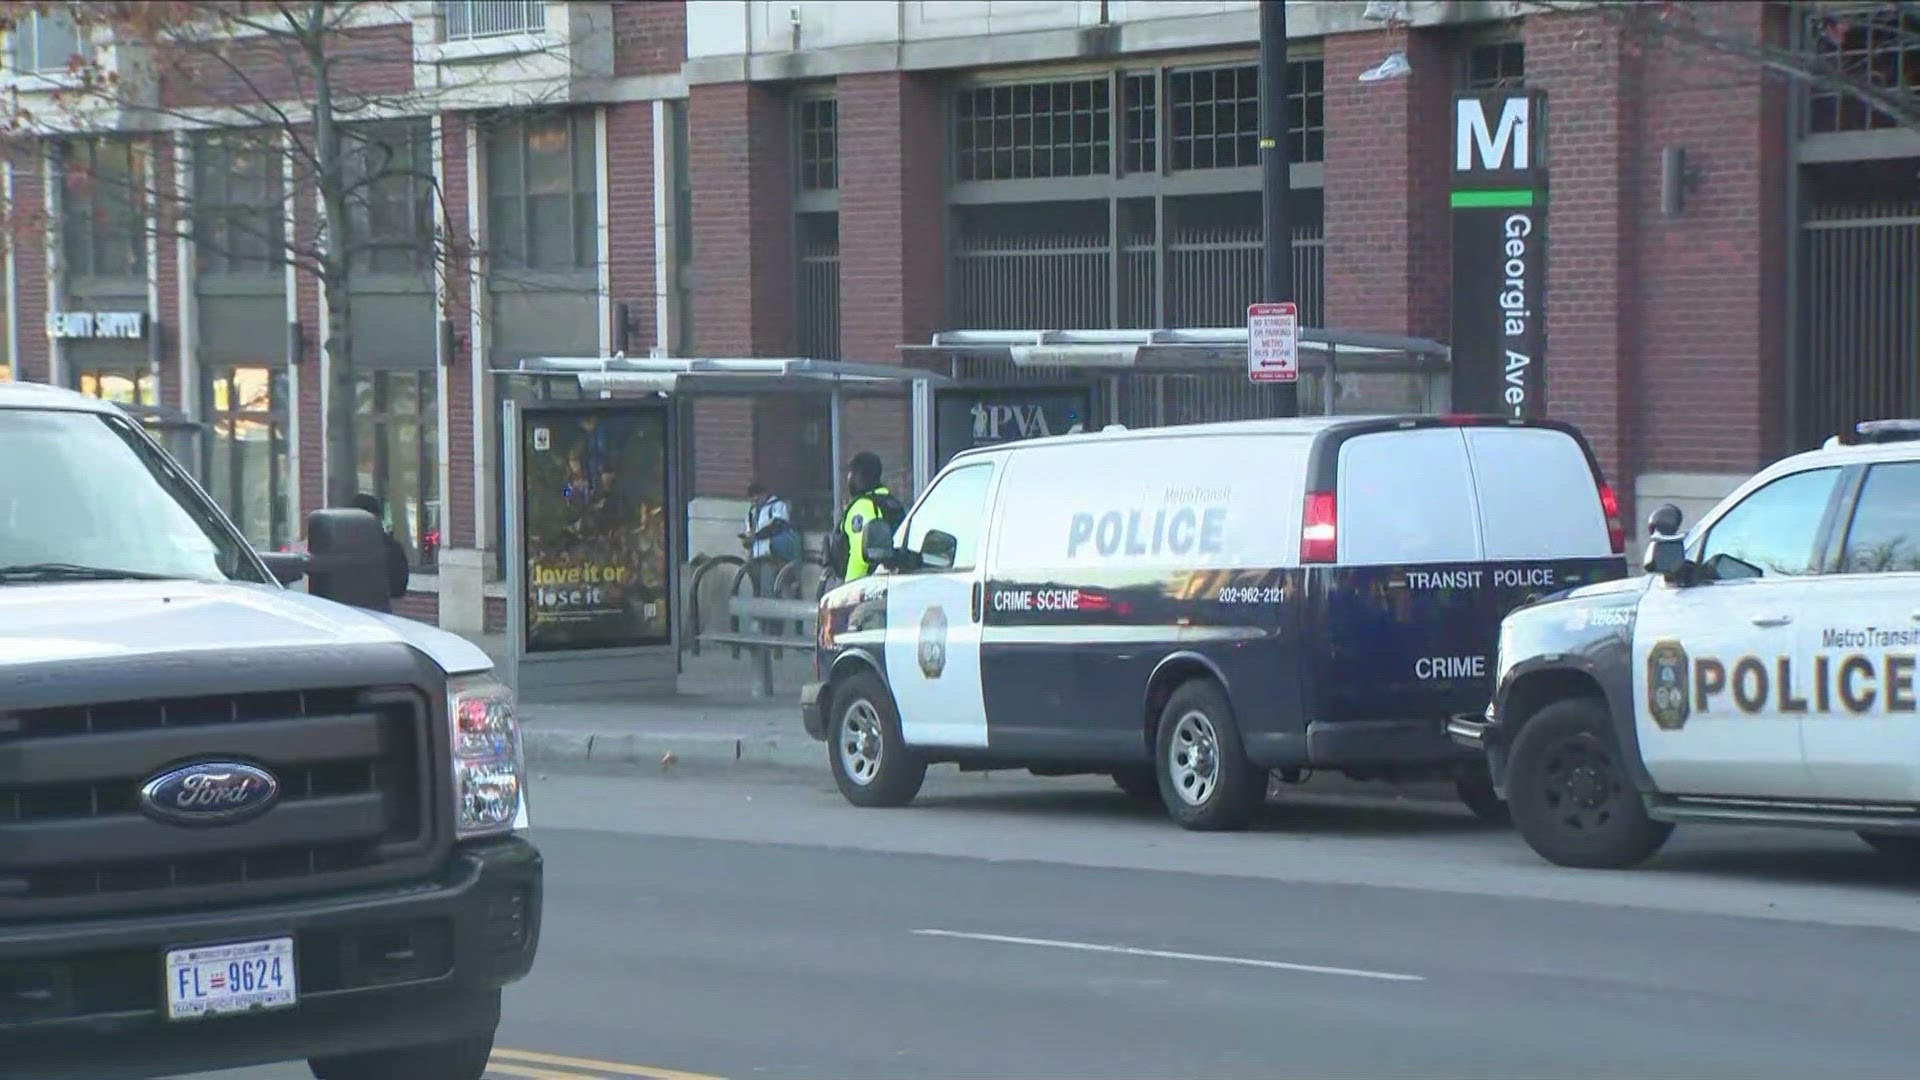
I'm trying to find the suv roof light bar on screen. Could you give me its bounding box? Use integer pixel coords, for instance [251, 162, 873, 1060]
[1842, 419, 1920, 445]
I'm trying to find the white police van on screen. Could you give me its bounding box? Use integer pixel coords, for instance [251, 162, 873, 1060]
[801, 414, 1629, 830]
[1451, 420, 1920, 869]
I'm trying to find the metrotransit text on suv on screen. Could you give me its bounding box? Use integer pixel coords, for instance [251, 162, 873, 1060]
[802, 414, 1629, 830]
[0, 382, 539, 1079]
[1451, 419, 1920, 870]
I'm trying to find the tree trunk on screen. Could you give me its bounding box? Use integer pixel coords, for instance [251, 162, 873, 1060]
[323, 264, 357, 508]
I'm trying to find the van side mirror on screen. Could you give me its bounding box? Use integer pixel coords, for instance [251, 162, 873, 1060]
[861, 517, 897, 569]
[1644, 536, 1688, 580]
[921, 529, 959, 571]
[305, 507, 393, 612]
[1647, 502, 1684, 538]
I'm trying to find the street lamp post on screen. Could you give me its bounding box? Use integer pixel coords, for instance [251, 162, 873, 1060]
[1258, 0, 1298, 417]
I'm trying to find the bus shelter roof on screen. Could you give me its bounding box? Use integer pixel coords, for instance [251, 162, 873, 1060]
[901, 327, 1450, 372]
[498, 355, 950, 396]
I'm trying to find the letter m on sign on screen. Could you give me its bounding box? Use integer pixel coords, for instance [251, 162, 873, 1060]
[1456, 95, 1532, 175]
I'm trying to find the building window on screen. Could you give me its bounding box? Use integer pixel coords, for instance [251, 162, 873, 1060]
[60, 138, 147, 279]
[795, 97, 838, 192]
[440, 0, 544, 42]
[11, 6, 80, 74]
[954, 78, 1112, 181]
[1164, 60, 1324, 172]
[343, 119, 435, 273]
[1122, 73, 1157, 173]
[1804, 3, 1919, 134]
[1463, 41, 1526, 90]
[355, 370, 441, 571]
[194, 132, 284, 274]
[75, 367, 157, 406]
[202, 365, 290, 550]
[485, 112, 597, 273]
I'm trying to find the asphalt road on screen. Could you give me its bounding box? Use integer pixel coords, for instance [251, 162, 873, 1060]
[200, 766, 1920, 1079]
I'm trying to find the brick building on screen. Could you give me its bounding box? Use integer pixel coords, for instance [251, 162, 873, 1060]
[1, 1, 1914, 636]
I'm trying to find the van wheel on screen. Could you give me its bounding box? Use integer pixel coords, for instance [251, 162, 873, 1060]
[1857, 832, 1920, 866]
[1111, 768, 1162, 807]
[1506, 697, 1672, 869]
[1454, 762, 1509, 823]
[1155, 680, 1266, 831]
[828, 671, 926, 808]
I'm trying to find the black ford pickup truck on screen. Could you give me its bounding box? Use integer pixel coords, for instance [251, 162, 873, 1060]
[0, 381, 540, 1078]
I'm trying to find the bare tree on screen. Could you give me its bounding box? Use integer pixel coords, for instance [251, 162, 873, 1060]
[0, 0, 576, 506]
[1531, 1, 1920, 131]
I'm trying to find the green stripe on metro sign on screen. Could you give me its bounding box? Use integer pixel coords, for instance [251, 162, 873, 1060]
[1451, 189, 1536, 209]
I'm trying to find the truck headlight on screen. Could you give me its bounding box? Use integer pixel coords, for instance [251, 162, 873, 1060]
[448, 675, 527, 839]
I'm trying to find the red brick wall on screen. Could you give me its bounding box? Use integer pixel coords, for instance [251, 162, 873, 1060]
[606, 102, 657, 354]
[613, 0, 687, 77]
[442, 115, 478, 551]
[1620, 2, 1785, 474]
[158, 24, 413, 110]
[688, 82, 795, 498]
[10, 147, 50, 383]
[1323, 30, 1454, 342]
[1525, 15, 1635, 490]
[151, 138, 182, 411]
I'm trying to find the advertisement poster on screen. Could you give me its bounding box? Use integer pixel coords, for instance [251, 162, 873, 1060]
[935, 386, 1093, 469]
[521, 407, 673, 653]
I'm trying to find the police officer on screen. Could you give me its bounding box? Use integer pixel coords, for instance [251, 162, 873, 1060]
[835, 452, 897, 582]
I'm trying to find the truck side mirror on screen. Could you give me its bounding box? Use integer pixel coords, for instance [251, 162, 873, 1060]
[1644, 536, 1688, 580]
[1647, 502, 1684, 538]
[861, 517, 897, 569]
[306, 507, 393, 612]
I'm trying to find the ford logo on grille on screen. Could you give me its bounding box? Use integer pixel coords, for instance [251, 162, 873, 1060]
[138, 762, 281, 827]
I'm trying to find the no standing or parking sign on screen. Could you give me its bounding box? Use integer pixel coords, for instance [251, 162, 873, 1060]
[1247, 301, 1299, 383]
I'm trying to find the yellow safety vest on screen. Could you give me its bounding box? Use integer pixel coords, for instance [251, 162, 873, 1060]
[839, 486, 891, 581]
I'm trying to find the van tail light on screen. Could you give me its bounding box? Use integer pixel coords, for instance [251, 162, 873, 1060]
[1598, 482, 1626, 554]
[1301, 491, 1338, 564]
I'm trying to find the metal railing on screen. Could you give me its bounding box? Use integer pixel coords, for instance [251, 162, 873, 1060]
[440, 0, 545, 42]
[954, 224, 1325, 333]
[1798, 199, 1920, 448]
[797, 229, 841, 361]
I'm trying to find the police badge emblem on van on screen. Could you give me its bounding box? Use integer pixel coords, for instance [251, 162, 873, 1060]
[919, 606, 949, 679]
[1647, 639, 1691, 731]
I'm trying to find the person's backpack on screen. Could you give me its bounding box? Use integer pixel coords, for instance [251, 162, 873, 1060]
[873, 490, 907, 535]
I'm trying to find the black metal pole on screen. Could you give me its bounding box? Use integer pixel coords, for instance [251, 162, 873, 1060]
[1259, 0, 1298, 416]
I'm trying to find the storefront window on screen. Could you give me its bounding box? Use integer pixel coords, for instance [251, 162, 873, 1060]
[343, 119, 435, 274]
[202, 365, 290, 550]
[76, 366, 157, 406]
[194, 131, 284, 275]
[484, 112, 598, 272]
[355, 370, 441, 572]
[61, 138, 147, 279]
[0, 363, 12, 382]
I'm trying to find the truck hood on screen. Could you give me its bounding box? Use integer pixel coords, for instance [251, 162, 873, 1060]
[0, 579, 494, 676]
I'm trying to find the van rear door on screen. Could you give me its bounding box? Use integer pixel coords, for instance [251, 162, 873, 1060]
[1309, 421, 1626, 732]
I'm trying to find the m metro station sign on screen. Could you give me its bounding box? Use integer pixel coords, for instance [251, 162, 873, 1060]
[1450, 90, 1548, 419]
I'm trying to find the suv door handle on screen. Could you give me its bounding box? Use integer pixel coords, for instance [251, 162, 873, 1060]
[1751, 614, 1793, 628]
[970, 580, 983, 623]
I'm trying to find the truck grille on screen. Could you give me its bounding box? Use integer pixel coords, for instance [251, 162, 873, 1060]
[0, 687, 435, 919]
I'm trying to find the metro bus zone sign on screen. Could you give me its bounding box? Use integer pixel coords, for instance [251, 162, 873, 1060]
[1247, 302, 1299, 384]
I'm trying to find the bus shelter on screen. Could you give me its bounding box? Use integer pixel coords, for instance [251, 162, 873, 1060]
[901, 327, 1451, 469]
[494, 355, 945, 701]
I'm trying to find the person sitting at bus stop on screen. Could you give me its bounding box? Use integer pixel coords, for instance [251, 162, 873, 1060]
[832, 452, 903, 583]
[739, 480, 799, 597]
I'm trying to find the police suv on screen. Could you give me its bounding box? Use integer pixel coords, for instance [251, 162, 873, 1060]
[0, 382, 538, 1079]
[800, 414, 1629, 830]
[1450, 420, 1920, 869]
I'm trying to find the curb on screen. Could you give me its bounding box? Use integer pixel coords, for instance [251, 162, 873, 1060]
[521, 727, 1463, 805]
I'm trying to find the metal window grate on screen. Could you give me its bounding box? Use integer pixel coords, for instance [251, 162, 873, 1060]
[440, 0, 545, 42]
[1803, 3, 1919, 134]
[1167, 61, 1323, 172]
[796, 98, 838, 192]
[1462, 41, 1526, 90]
[954, 78, 1112, 181]
[1797, 200, 1920, 449]
[796, 213, 840, 360]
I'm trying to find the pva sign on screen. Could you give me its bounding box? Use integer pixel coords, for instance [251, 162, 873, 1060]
[1453, 92, 1546, 184]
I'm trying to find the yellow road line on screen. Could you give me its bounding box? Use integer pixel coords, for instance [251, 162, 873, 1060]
[486, 1063, 599, 1080]
[491, 1047, 727, 1080]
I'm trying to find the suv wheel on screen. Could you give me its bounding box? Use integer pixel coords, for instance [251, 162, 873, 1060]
[1154, 680, 1266, 831]
[828, 671, 927, 807]
[310, 1033, 493, 1080]
[1506, 696, 1673, 869]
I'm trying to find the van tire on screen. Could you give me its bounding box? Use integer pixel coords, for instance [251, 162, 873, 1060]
[1111, 768, 1162, 807]
[1154, 680, 1265, 831]
[827, 671, 926, 808]
[1454, 762, 1509, 823]
[1506, 696, 1672, 869]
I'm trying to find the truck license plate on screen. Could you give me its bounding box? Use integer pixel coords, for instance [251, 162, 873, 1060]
[165, 937, 297, 1020]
